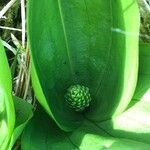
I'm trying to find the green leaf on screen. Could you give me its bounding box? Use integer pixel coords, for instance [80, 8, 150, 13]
[0, 40, 33, 150]
[21, 107, 150, 150]
[133, 43, 150, 102]
[0, 40, 15, 150]
[7, 96, 33, 150]
[96, 43, 150, 144]
[28, 0, 140, 131]
[21, 43, 150, 150]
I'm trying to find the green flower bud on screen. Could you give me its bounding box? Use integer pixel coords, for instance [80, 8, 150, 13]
[65, 85, 91, 112]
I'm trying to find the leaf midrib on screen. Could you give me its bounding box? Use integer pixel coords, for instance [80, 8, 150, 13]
[57, 0, 74, 77]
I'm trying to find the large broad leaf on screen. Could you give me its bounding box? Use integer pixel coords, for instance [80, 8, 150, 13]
[0, 40, 15, 150]
[28, 0, 139, 131]
[7, 96, 33, 150]
[21, 108, 150, 150]
[21, 43, 150, 150]
[96, 43, 150, 145]
[22, 0, 150, 149]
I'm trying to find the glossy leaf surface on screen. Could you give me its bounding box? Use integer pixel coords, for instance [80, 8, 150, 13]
[21, 107, 150, 150]
[7, 96, 33, 150]
[0, 40, 15, 150]
[28, 0, 139, 131]
[99, 43, 150, 144]
[21, 43, 150, 150]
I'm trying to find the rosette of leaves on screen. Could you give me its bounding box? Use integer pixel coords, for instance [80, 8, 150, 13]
[22, 0, 150, 149]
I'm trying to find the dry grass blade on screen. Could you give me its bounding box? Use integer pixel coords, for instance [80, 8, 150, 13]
[21, 0, 26, 48]
[0, 0, 17, 18]
[0, 25, 22, 32]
